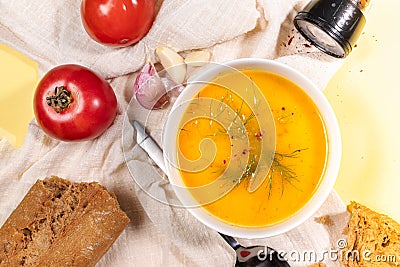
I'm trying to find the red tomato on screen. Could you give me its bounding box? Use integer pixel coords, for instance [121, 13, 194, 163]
[34, 64, 117, 141]
[81, 0, 156, 47]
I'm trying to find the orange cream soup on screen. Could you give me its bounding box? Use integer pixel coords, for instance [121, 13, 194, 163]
[177, 70, 327, 227]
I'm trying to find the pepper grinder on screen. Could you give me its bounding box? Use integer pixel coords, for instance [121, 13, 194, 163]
[294, 0, 370, 58]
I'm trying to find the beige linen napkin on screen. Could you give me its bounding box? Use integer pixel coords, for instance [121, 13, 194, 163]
[0, 0, 349, 266]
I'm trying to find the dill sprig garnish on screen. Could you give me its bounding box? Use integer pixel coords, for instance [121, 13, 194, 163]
[237, 149, 307, 198]
[239, 154, 257, 184]
[265, 149, 307, 198]
[244, 112, 255, 126]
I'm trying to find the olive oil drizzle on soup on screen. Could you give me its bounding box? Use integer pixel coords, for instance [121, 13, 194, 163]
[177, 70, 327, 227]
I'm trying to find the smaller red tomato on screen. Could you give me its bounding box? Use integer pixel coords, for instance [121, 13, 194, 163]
[34, 64, 117, 141]
[81, 0, 156, 47]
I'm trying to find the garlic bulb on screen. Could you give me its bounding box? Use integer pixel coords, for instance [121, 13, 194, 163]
[134, 60, 169, 110]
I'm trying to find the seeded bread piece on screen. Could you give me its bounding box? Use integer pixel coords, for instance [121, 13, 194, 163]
[342, 202, 400, 267]
[0, 176, 130, 267]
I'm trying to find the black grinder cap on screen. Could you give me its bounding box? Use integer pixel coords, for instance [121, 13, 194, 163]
[294, 0, 366, 58]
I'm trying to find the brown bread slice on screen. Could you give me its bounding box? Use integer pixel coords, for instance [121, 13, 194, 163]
[342, 202, 400, 267]
[0, 176, 130, 267]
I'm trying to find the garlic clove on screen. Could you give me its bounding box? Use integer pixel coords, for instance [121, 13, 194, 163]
[156, 45, 187, 84]
[134, 61, 169, 110]
[184, 51, 212, 67]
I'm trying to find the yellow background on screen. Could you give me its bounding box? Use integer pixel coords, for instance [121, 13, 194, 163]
[0, 0, 399, 221]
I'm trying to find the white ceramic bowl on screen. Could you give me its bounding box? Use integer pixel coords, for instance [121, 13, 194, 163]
[163, 58, 341, 238]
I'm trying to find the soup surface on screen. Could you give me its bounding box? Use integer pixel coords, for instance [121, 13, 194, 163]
[177, 69, 327, 227]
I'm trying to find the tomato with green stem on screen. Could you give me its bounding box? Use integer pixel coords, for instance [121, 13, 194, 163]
[34, 64, 117, 141]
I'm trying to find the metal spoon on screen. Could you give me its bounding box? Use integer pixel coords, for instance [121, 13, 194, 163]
[130, 120, 291, 267]
[219, 233, 290, 267]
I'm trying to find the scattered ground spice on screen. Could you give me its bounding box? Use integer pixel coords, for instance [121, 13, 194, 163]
[315, 215, 334, 226]
[288, 36, 294, 46]
[281, 30, 314, 53]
